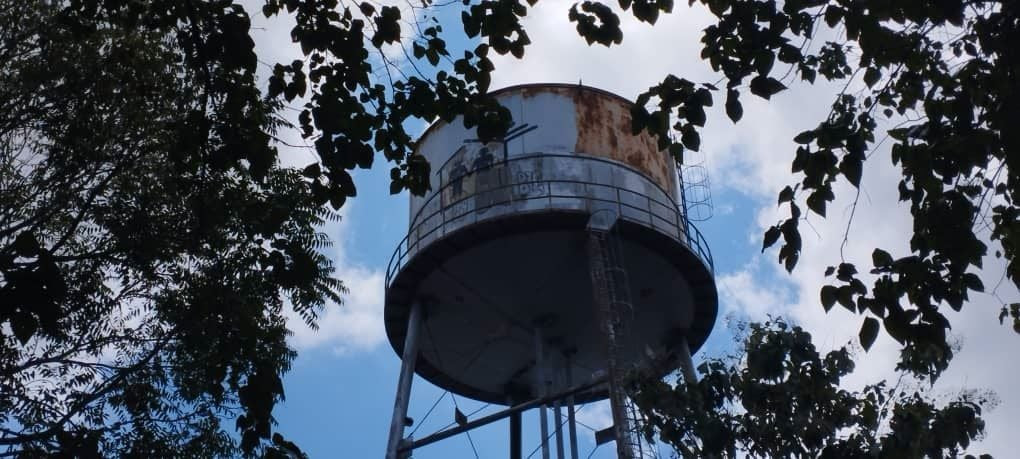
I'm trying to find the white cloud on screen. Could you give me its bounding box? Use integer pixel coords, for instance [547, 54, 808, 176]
[286, 262, 387, 356]
[244, 0, 433, 170]
[284, 205, 389, 355]
[575, 400, 613, 434]
[716, 263, 795, 322]
[490, 0, 716, 98]
[241, 1, 394, 356]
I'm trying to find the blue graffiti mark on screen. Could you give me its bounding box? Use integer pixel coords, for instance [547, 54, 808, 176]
[463, 123, 539, 162]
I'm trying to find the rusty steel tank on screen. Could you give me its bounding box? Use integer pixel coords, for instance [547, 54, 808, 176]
[384, 84, 717, 405]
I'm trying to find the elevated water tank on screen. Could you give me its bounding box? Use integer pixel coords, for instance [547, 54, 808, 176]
[384, 84, 717, 404]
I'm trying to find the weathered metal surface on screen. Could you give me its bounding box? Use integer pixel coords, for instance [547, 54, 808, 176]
[383, 84, 718, 407]
[409, 85, 679, 227]
[407, 154, 681, 256]
[563, 87, 676, 198]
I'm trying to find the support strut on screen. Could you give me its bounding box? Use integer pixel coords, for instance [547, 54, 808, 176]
[400, 377, 606, 454]
[385, 301, 424, 459]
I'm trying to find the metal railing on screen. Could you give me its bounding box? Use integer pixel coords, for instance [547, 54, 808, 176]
[385, 154, 713, 287]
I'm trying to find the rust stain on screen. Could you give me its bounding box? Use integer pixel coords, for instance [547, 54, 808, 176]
[520, 85, 545, 99]
[569, 87, 677, 197]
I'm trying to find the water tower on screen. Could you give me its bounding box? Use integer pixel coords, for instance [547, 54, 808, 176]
[383, 84, 717, 459]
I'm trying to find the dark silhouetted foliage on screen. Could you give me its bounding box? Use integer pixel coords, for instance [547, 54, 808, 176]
[3, 0, 1016, 456]
[1, 2, 341, 456]
[632, 321, 994, 458]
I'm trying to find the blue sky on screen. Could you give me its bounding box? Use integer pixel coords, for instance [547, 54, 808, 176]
[247, 1, 1020, 457]
[270, 163, 766, 458]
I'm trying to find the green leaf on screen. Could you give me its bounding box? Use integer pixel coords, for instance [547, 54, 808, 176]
[859, 317, 880, 351]
[11, 312, 38, 345]
[669, 143, 685, 163]
[725, 89, 743, 122]
[836, 263, 857, 281]
[839, 156, 863, 187]
[823, 5, 843, 27]
[800, 66, 816, 83]
[780, 244, 799, 272]
[569, 2, 624, 47]
[872, 248, 893, 267]
[962, 273, 984, 292]
[820, 285, 837, 312]
[863, 67, 881, 88]
[754, 49, 775, 76]
[681, 124, 701, 151]
[301, 163, 321, 178]
[837, 286, 855, 312]
[371, 6, 402, 47]
[806, 190, 827, 217]
[762, 226, 781, 252]
[749, 75, 786, 100]
[693, 87, 713, 107]
[777, 186, 794, 204]
[686, 104, 707, 127]
[793, 130, 816, 144]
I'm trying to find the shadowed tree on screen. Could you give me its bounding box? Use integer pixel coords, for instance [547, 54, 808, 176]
[1, 2, 340, 456]
[2, 0, 1017, 456]
[632, 320, 995, 458]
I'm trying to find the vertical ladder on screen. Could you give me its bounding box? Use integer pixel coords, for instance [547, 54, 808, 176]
[623, 397, 659, 459]
[586, 224, 645, 459]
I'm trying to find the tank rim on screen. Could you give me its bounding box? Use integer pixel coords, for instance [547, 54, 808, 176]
[413, 83, 643, 154]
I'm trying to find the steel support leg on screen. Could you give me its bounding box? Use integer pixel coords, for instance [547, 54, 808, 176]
[554, 399, 565, 459]
[565, 356, 579, 459]
[678, 336, 698, 384]
[385, 301, 424, 459]
[535, 330, 550, 459]
[510, 411, 522, 459]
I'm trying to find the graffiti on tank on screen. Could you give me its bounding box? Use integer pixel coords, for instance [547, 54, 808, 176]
[513, 169, 544, 195]
[441, 123, 539, 211]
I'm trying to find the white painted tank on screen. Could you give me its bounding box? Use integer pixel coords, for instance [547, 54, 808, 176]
[384, 84, 716, 404]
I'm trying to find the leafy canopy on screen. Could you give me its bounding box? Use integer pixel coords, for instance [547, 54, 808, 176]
[3, 0, 1018, 456]
[632, 320, 995, 458]
[1, 1, 340, 456]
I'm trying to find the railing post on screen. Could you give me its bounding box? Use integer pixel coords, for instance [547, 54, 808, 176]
[674, 206, 682, 241]
[615, 188, 622, 220]
[646, 195, 653, 227]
